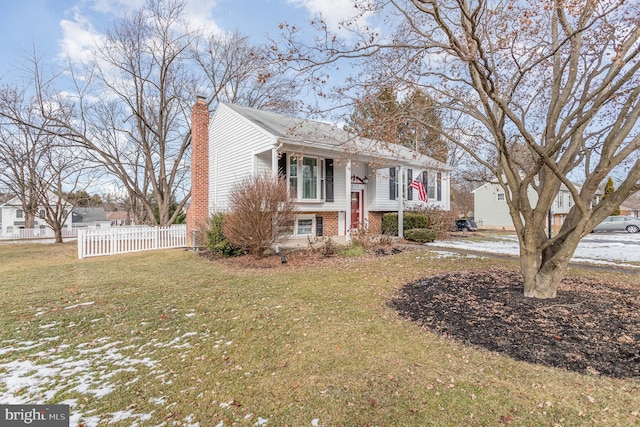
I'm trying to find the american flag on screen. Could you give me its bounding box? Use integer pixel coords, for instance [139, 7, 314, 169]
[409, 179, 428, 202]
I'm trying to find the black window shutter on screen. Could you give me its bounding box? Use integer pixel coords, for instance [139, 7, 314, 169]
[389, 167, 396, 200]
[316, 216, 323, 236]
[325, 159, 334, 202]
[278, 153, 287, 178]
[407, 169, 413, 200]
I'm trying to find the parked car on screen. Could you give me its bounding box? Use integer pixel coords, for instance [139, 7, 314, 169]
[592, 215, 640, 233]
[455, 219, 478, 232]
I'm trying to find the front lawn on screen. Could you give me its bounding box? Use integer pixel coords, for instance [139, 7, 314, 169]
[0, 242, 638, 426]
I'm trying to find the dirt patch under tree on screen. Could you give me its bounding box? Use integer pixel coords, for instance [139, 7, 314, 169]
[390, 269, 639, 378]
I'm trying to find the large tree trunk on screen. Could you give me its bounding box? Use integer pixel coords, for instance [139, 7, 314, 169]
[520, 253, 569, 299]
[53, 227, 63, 244]
[519, 229, 580, 299]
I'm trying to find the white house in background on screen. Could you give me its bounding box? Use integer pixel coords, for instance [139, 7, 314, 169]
[473, 181, 596, 232]
[72, 207, 112, 229]
[186, 100, 451, 245]
[0, 195, 74, 237]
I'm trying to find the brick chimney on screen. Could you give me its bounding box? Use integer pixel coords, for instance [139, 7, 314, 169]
[186, 96, 209, 248]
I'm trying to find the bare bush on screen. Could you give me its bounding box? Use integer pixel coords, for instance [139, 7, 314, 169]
[352, 225, 394, 251]
[307, 236, 338, 257]
[223, 174, 297, 257]
[410, 206, 457, 240]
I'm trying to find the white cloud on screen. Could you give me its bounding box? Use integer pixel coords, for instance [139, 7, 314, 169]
[58, 0, 224, 64]
[89, 0, 145, 15]
[287, 0, 373, 33]
[58, 7, 102, 64]
[182, 0, 224, 36]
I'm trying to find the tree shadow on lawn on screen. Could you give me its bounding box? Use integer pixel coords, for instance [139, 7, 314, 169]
[390, 269, 640, 379]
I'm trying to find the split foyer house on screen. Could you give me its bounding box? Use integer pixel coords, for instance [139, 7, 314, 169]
[186, 99, 451, 246]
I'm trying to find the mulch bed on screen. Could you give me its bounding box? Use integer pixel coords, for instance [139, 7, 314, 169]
[390, 269, 640, 378]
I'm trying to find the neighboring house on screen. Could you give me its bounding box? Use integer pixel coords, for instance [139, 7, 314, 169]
[620, 192, 640, 217]
[0, 195, 74, 237]
[72, 207, 112, 229]
[473, 181, 599, 232]
[186, 99, 451, 245]
[106, 210, 132, 226]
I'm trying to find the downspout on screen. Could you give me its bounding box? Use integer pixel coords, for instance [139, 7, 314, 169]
[398, 165, 404, 238]
[345, 159, 352, 243]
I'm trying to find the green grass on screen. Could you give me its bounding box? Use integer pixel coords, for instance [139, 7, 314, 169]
[0, 242, 638, 426]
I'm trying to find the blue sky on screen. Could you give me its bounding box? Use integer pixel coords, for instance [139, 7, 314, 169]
[0, 0, 365, 76]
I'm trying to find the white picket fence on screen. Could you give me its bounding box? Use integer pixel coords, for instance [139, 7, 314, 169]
[77, 225, 187, 259]
[0, 227, 78, 240]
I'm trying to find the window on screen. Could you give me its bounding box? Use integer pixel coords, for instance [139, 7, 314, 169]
[557, 194, 564, 208]
[39, 209, 45, 217]
[288, 156, 322, 200]
[297, 218, 314, 235]
[426, 172, 436, 200]
[497, 192, 505, 201]
[437, 172, 442, 201]
[302, 157, 318, 199]
[16, 209, 23, 218]
[407, 169, 413, 200]
[568, 194, 573, 207]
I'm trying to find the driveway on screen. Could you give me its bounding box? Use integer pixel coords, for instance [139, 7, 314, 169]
[427, 232, 640, 270]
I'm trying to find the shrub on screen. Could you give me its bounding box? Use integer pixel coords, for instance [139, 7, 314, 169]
[409, 206, 458, 239]
[381, 212, 430, 236]
[404, 228, 437, 243]
[206, 213, 244, 257]
[307, 236, 338, 256]
[223, 173, 297, 257]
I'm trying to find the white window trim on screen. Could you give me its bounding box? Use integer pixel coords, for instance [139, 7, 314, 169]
[294, 215, 315, 236]
[288, 155, 323, 202]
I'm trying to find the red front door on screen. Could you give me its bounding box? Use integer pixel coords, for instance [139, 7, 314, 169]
[351, 191, 360, 229]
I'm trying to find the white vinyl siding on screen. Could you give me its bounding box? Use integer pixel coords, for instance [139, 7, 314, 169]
[209, 104, 276, 212]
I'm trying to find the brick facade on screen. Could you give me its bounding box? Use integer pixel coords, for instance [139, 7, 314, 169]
[186, 97, 209, 247]
[304, 211, 339, 236]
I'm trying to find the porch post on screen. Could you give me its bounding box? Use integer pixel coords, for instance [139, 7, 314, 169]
[398, 165, 404, 238]
[271, 147, 279, 178]
[345, 159, 352, 243]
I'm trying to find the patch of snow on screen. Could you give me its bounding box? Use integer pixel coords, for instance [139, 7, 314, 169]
[39, 322, 57, 329]
[428, 233, 640, 269]
[64, 301, 95, 310]
[254, 417, 269, 426]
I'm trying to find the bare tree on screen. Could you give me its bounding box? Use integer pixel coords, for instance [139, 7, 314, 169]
[1, 0, 198, 226]
[0, 90, 92, 243]
[192, 29, 301, 114]
[223, 174, 297, 257]
[277, 0, 640, 298]
[33, 144, 91, 243]
[0, 88, 46, 229]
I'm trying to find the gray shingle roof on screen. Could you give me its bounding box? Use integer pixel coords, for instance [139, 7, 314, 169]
[222, 103, 450, 170]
